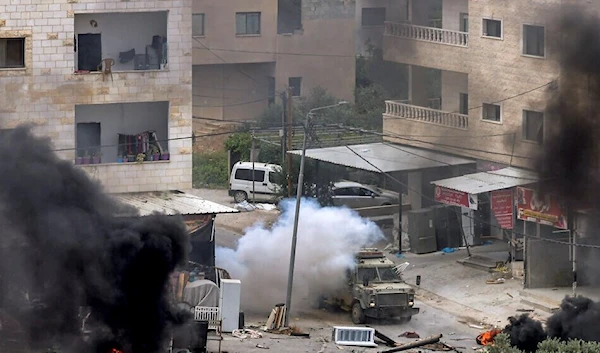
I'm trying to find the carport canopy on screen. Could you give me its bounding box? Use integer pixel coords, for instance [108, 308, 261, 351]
[287, 143, 475, 173]
[430, 167, 539, 194]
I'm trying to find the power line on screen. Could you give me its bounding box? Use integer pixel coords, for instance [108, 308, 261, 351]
[343, 145, 599, 249]
[194, 44, 356, 58]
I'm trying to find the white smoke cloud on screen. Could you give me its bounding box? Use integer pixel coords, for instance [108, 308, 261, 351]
[216, 198, 383, 314]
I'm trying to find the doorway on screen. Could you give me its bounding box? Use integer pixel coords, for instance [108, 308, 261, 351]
[77, 33, 102, 71]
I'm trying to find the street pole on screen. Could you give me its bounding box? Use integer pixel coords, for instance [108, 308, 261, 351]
[286, 87, 293, 198]
[284, 114, 309, 327]
[251, 134, 256, 204]
[283, 101, 348, 327]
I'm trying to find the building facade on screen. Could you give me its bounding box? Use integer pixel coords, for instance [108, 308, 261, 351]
[192, 0, 356, 122]
[0, 0, 193, 193]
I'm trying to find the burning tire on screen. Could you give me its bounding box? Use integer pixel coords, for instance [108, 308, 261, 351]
[352, 302, 366, 324]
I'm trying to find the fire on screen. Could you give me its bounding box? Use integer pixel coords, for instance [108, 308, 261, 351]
[476, 329, 502, 346]
[110, 349, 123, 353]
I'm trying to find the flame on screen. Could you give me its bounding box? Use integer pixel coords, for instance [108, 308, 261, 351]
[476, 329, 502, 346]
[111, 349, 123, 353]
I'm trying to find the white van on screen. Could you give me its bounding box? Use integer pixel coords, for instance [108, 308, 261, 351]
[229, 162, 282, 203]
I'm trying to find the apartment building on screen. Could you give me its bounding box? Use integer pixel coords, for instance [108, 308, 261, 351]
[0, 0, 193, 193]
[380, 0, 559, 170]
[192, 0, 356, 122]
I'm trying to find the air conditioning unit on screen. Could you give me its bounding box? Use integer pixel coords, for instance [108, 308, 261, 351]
[332, 326, 378, 347]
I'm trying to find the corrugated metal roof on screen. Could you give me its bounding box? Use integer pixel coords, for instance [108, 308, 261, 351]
[431, 167, 539, 194]
[288, 143, 474, 173]
[112, 190, 239, 217]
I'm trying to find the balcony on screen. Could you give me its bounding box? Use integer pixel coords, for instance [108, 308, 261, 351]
[384, 100, 468, 130]
[384, 22, 468, 47]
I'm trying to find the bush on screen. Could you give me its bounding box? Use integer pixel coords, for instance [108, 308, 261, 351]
[192, 151, 229, 189]
[489, 333, 600, 353]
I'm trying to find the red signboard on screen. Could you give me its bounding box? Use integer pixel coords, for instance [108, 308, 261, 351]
[491, 189, 513, 229]
[516, 187, 567, 229]
[434, 186, 478, 210]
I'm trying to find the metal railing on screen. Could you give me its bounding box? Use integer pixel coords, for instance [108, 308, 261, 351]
[384, 21, 469, 47]
[384, 100, 468, 130]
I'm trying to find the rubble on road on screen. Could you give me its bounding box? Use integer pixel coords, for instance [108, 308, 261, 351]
[398, 331, 420, 339]
[232, 329, 263, 339]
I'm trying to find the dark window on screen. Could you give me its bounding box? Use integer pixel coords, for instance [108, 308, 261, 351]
[289, 77, 302, 97]
[77, 33, 102, 71]
[460, 13, 469, 32]
[459, 93, 468, 115]
[483, 19, 502, 38]
[236, 12, 261, 35]
[235, 168, 265, 182]
[76, 122, 101, 158]
[334, 187, 354, 196]
[0, 38, 25, 69]
[277, 0, 302, 34]
[193, 14, 205, 36]
[362, 7, 386, 26]
[268, 172, 277, 183]
[268, 76, 276, 106]
[482, 103, 501, 122]
[523, 25, 545, 57]
[357, 188, 374, 197]
[523, 110, 544, 144]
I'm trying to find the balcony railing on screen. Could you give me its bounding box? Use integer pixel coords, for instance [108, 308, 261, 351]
[384, 101, 468, 130]
[384, 22, 469, 47]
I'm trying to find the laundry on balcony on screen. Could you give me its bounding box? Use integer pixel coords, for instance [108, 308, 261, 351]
[118, 48, 136, 63]
[118, 131, 165, 160]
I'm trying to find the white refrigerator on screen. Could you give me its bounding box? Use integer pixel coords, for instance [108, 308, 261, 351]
[219, 279, 241, 333]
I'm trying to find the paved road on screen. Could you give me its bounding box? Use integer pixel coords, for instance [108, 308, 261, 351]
[211, 301, 482, 352]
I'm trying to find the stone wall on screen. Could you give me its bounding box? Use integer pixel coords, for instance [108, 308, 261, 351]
[0, 0, 193, 193]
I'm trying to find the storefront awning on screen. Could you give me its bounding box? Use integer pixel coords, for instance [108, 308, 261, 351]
[112, 190, 239, 217]
[430, 167, 539, 194]
[288, 143, 475, 173]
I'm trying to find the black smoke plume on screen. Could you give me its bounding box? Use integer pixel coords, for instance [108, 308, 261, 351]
[536, 8, 600, 208]
[0, 126, 191, 353]
[503, 314, 546, 353]
[505, 296, 600, 352]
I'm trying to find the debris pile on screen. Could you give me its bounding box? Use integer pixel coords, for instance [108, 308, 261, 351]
[265, 304, 287, 331]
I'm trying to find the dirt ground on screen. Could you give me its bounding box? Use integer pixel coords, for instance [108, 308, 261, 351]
[185, 188, 280, 235]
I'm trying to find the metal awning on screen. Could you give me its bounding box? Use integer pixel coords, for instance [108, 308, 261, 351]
[288, 143, 475, 173]
[430, 167, 539, 194]
[112, 190, 239, 217]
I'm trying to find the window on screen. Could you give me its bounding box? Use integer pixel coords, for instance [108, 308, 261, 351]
[483, 18, 502, 38]
[0, 38, 25, 69]
[236, 12, 261, 35]
[460, 13, 469, 32]
[193, 14, 205, 36]
[362, 7, 386, 27]
[459, 93, 468, 115]
[278, 0, 302, 34]
[482, 103, 501, 122]
[523, 110, 544, 144]
[268, 172, 278, 184]
[234, 168, 265, 182]
[289, 77, 302, 97]
[523, 25, 545, 57]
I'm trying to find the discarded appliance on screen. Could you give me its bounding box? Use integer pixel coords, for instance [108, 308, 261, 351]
[332, 326, 378, 347]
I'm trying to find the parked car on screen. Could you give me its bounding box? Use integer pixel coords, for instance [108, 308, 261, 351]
[331, 181, 399, 208]
[229, 162, 282, 203]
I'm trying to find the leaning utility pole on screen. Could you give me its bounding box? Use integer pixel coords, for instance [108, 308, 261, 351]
[286, 87, 293, 197]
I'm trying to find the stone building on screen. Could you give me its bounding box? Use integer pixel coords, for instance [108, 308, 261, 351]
[0, 0, 193, 193]
[192, 0, 356, 122]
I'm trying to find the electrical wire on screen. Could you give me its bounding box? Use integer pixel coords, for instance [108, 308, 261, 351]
[194, 43, 356, 58]
[343, 145, 599, 249]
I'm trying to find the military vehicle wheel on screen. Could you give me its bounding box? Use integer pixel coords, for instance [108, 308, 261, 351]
[399, 316, 412, 324]
[233, 191, 248, 203]
[351, 302, 366, 324]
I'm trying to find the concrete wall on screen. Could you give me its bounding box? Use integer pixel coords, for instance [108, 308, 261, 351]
[442, 0, 468, 31]
[440, 70, 468, 112]
[74, 12, 168, 71]
[192, 62, 275, 121]
[356, 0, 409, 54]
[383, 0, 562, 168]
[192, 0, 356, 121]
[0, 0, 193, 193]
[75, 102, 169, 163]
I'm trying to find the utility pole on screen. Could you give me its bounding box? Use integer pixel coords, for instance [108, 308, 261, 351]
[281, 91, 287, 164]
[251, 133, 256, 205]
[286, 87, 293, 197]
